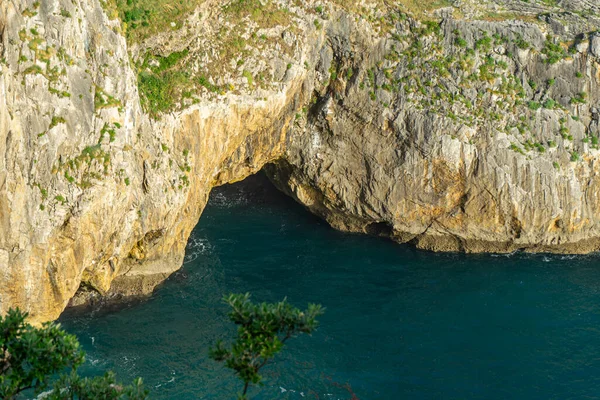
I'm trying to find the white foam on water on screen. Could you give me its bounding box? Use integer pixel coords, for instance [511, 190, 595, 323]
[210, 191, 249, 208]
[276, 386, 343, 399]
[119, 354, 140, 373]
[491, 251, 518, 258]
[184, 237, 212, 264]
[154, 372, 176, 389]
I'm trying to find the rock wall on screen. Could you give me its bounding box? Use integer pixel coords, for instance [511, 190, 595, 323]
[268, 14, 600, 254]
[0, 0, 312, 323]
[1, 0, 600, 322]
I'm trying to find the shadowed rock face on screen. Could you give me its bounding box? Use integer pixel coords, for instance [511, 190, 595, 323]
[1, 0, 600, 322]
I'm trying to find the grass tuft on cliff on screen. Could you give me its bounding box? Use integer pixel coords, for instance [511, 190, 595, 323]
[101, 0, 292, 43]
[100, 0, 200, 42]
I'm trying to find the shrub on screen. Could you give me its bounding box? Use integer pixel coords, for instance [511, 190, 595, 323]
[543, 99, 555, 109]
[210, 294, 323, 399]
[570, 92, 587, 104]
[475, 33, 492, 52]
[455, 37, 467, 47]
[570, 151, 580, 162]
[514, 34, 530, 50]
[542, 36, 568, 64]
[0, 308, 147, 399]
[138, 70, 190, 117]
[528, 79, 537, 90]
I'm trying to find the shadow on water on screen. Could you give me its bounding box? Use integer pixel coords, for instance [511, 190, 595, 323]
[60, 172, 600, 400]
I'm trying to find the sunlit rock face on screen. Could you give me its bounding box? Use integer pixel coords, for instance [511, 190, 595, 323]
[1, 0, 599, 322]
[0, 0, 308, 323]
[269, 16, 600, 254]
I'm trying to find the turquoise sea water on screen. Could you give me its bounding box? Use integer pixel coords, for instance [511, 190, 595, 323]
[60, 174, 600, 399]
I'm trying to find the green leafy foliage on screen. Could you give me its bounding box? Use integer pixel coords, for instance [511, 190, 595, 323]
[513, 34, 530, 50]
[49, 115, 66, 130]
[0, 308, 84, 399]
[454, 37, 467, 47]
[136, 50, 196, 118]
[210, 293, 324, 399]
[542, 99, 555, 109]
[0, 308, 147, 400]
[570, 92, 587, 105]
[571, 151, 580, 162]
[542, 36, 568, 64]
[46, 371, 146, 400]
[151, 50, 189, 73]
[102, 0, 290, 43]
[222, 0, 291, 29]
[94, 86, 122, 111]
[138, 69, 191, 118]
[475, 33, 492, 52]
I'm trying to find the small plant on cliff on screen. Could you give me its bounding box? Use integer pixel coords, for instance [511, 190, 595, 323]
[570, 92, 587, 105]
[0, 308, 147, 399]
[542, 36, 568, 64]
[210, 293, 324, 400]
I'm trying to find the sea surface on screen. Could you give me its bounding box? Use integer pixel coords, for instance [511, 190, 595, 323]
[60, 174, 600, 399]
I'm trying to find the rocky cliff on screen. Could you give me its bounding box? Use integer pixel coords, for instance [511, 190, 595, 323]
[1, 0, 600, 323]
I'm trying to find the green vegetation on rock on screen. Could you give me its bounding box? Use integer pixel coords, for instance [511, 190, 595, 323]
[542, 36, 569, 64]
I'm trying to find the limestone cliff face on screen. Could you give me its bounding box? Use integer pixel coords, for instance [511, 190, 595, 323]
[1, 0, 600, 322]
[268, 14, 600, 254]
[0, 0, 310, 323]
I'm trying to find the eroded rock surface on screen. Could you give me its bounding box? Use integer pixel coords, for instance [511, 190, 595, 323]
[1, 0, 600, 322]
[269, 13, 600, 254]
